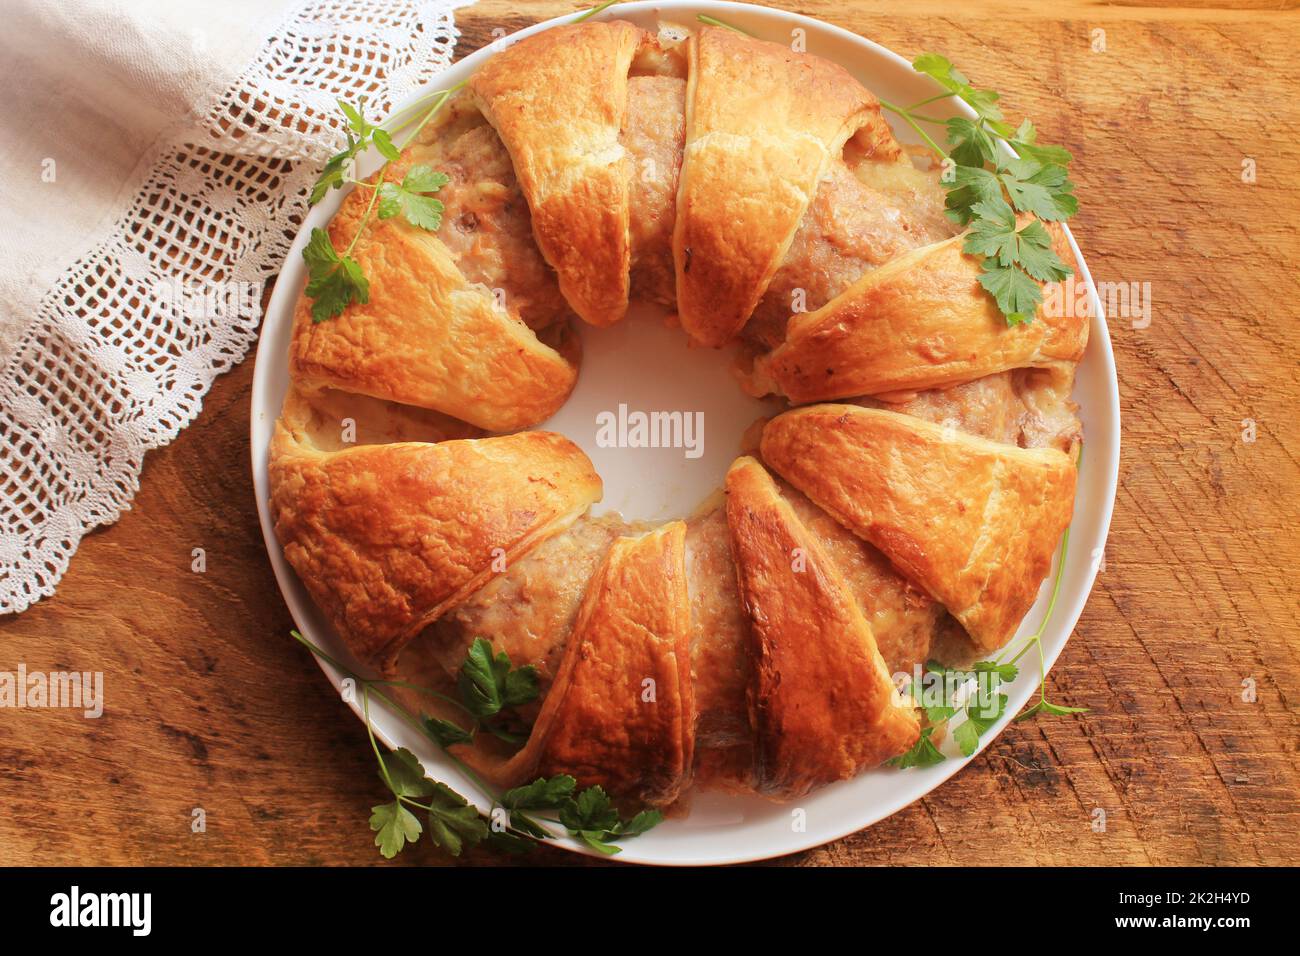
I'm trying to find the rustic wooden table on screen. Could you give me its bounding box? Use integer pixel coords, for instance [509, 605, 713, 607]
[2, 0, 1297, 866]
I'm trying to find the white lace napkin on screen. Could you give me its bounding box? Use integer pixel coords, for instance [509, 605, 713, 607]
[0, 0, 466, 613]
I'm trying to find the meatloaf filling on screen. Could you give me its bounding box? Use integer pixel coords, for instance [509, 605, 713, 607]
[405, 97, 574, 332]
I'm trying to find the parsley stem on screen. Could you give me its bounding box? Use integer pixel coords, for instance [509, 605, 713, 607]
[905, 91, 956, 111]
[366, 677, 472, 717]
[899, 111, 949, 126]
[398, 82, 464, 151]
[573, 0, 620, 21]
[363, 686, 401, 796]
[1003, 525, 1070, 668]
[290, 628, 355, 677]
[343, 178, 382, 258]
[877, 98, 948, 159]
[339, 81, 465, 260]
[697, 14, 754, 35]
[383, 86, 461, 134]
[290, 629, 498, 802]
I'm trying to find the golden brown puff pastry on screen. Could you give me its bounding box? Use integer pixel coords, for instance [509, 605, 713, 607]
[776, 481, 944, 677]
[453, 523, 696, 808]
[283, 386, 483, 452]
[759, 405, 1077, 651]
[268, 390, 602, 672]
[673, 26, 893, 347]
[273, 20, 1092, 810]
[758, 219, 1087, 403]
[288, 182, 580, 432]
[533, 522, 696, 806]
[725, 457, 920, 799]
[470, 20, 645, 327]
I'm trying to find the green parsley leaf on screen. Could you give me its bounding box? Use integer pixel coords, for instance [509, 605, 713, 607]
[902, 52, 1081, 326]
[978, 259, 1043, 325]
[379, 747, 436, 798]
[457, 638, 539, 721]
[505, 813, 551, 840]
[485, 829, 536, 855]
[482, 722, 530, 746]
[611, 809, 663, 839]
[944, 165, 1004, 225]
[377, 164, 450, 230]
[973, 660, 1020, 683]
[371, 128, 401, 162]
[1014, 220, 1073, 282]
[963, 197, 1019, 264]
[311, 99, 383, 206]
[370, 800, 422, 859]
[947, 116, 997, 167]
[502, 775, 578, 810]
[426, 782, 489, 857]
[302, 227, 368, 322]
[912, 53, 1007, 125]
[966, 691, 1009, 734]
[1016, 698, 1089, 722]
[890, 727, 947, 769]
[999, 158, 1077, 222]
[576, 831, 624, 855]
[338, 98, 376, 139]
[309, 147, 355, 205]
[952, 718, 980, 757]
[423, 715, 473, 748]
[560, 785, 621, 834]
[1009, 119, 1074, 167]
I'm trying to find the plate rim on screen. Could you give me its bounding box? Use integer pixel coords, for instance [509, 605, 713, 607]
[249, 0, 1121, 866]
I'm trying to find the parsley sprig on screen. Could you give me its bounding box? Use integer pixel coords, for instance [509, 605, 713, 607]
[291, 630, 663, 859]
[425, 637, 539, 748]
[302, 84, 463, 322]
[891, 508, 1088, 769]
[878, 53, 1078, 325]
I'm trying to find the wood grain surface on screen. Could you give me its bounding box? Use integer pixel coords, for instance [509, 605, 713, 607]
[1, 0, 1297, 867]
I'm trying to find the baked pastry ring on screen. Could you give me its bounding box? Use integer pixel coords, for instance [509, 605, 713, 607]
[269, 20, 1089, 809]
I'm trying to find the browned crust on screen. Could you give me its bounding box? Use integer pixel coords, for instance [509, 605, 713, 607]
[470, 20, 644, 327]
[764, 220, 1087, 402]
[288, 176, 579, 432]
[759, 405, 1077, 650]
[452, 523, 696, 808]
[268, 398, 603, 672]
[725, 457, 920, 799]
[673, 26, 893, 347]
[533, 521, 696, 806]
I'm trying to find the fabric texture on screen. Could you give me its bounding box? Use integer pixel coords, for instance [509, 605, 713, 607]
[0, 0, 465, 613]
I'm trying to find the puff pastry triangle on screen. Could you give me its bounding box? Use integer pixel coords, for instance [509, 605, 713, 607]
[725, 456, 920, 798]
[760, 404, 1077, 649]
[762, 220, 1087, 402]
[470, 20, 644, 327]
[674, 26, 892, 347]
[269, 391, 602, 672]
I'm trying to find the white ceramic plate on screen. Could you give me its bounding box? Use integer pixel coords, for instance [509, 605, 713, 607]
[250, 0, 1120, 865]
